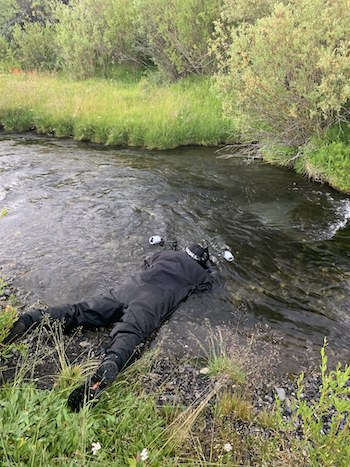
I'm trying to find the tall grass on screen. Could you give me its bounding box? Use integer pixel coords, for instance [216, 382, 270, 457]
[261, 137, 350, 194]
[0, 73, 235, 149]
[0, 278, 19, 363]
[1, 311, 349, 465]
[296, 141, 350, 194]
[0, 323, 171, 466]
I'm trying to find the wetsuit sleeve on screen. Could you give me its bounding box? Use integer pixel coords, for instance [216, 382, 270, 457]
[25, 293, 126, 331]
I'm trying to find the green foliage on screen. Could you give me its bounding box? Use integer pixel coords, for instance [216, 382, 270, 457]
[54, 0, 109, 79]
[135, 0, 222, 80]
[53, 0, 141, 79]
[210, 0, 286, 70]
[0, 31, 18, 72]
[298, 140, 350, 193]
[0, 380, 168, 465]
[327, 123, 350, 145]
[208, 355, 246, 385]
[1, 0, 222, 81]
[11, 22, 57, 71]
[1, 311, 349, 465]
[0, 325, 170, 466]
[0, 278, 18, 362]
[0, 0, 23, 39]
[0, 34, 11, 63]
[0, 0, 59, 38]
[102, 0, 142, 66]
[0, 74, 234, 148]
[221, 0, 284, 26]
[292, 339, 350, 466]
[0, 107, 34, 133]
[215, 0, 350, 149]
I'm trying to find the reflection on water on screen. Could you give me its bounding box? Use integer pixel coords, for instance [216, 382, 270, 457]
[0, 134, 349, 372]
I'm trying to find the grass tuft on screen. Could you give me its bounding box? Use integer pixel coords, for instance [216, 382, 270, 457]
[0, 73, 236, 149]
[0, 307, 349, 465]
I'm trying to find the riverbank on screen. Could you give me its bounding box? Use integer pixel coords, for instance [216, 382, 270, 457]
[1, 277, 349, 465]
[1, 72, 350, 195]
[0, 73, 234, 150]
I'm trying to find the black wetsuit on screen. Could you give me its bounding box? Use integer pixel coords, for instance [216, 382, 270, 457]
[25, 250, 212, 371]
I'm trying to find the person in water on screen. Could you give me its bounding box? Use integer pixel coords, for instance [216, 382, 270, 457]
[4, 243, 213, 411]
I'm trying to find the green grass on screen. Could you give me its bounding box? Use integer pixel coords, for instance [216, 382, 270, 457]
[0, 278, 19, 362]
[298, 141, 350, 193]
[0, 322, 349, 465]
[289, 339, 350, 466]
[0, 72, 235, 149]
[0, 328, 171, 466]
[262, 137, 350, 194]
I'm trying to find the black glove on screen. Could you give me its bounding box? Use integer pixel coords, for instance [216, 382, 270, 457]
[67, 358, 120, 412]
[2, 314, 33, 344]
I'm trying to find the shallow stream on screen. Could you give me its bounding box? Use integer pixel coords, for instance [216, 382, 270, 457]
[1, 134, 349, 372]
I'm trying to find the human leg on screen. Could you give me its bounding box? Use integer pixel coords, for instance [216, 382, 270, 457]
[3, 293, 126, 344]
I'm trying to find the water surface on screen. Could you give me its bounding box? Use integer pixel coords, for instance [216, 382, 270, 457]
[1, 134, 349, 372]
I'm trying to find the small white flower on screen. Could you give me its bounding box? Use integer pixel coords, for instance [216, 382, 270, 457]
[224, 442, 233, 452]
[91, 442, 101, 455]
[140, 448, 149, 461]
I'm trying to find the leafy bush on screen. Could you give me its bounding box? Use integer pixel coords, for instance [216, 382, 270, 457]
[54, 0, 141, 79]
[11, 22, 57, 71]
[103, 0, 142, 67]
[0, 0, 58, 39]
[326, 123, 350, 145]
[0, 35, 17, 71]
[210, 0, 287, 72]
[215, 0, 350, 149]
[54, 0, 109, 79]
[135, 0, 222, 80]
[218, 0, 282, 25]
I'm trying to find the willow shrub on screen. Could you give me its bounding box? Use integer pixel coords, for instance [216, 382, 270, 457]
[54, 0, 140, 79]
[215, 0, 350, 150]
[0, 0, 57, 36]
[11, 22, 57, 71]
[210, 0, 288, 72]
[0, 35, 16, 72]
[135, 0, 222, 80]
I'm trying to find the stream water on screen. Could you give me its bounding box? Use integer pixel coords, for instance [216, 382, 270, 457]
[0, 134, 349, 372]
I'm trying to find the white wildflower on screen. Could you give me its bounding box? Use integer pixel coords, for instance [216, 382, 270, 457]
[224, 442, 233, 452]
[140, 448, 149, 461]
[91, 442, 101, 455]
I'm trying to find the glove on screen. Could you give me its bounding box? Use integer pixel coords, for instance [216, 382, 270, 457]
[67, 358, 119, 412]
[3, 314, 33, 344]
